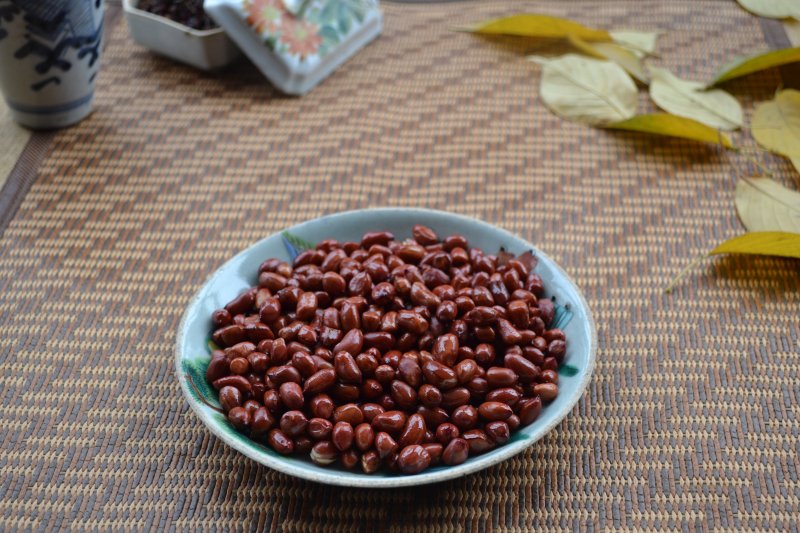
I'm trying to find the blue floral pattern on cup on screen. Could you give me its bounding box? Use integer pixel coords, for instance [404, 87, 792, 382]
[0, 0, 102, 91]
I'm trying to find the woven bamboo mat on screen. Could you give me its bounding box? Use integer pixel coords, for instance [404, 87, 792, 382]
[1, 1, 799, 530]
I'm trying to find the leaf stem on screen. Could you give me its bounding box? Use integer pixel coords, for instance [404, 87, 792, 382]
[726, 149, 746, 179]
[726, 145, 774, 179]
[743, 152, 774, 177]
[664, 253, 706, 294]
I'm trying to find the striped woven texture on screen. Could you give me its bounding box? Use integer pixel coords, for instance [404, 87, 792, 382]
[1, 1, 799, 530]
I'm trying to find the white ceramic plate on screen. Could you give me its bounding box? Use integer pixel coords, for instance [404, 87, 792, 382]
[176, 208, 596, 487]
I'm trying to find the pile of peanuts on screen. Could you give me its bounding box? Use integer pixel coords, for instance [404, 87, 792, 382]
[205, 225, 566, 475]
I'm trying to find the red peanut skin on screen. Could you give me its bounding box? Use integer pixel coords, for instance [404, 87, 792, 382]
[207, 225, 562, 476]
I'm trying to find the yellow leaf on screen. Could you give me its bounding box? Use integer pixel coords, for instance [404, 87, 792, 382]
[649, 67, 743, 130]
[609, 30, 659, 57]
[710, 47, 800, 85]
[464, 14, 611, 41]
[666, 232, 800, 292]
[735, 177, 800, 233]
[709, 232, 800, 258]
[604, 113, 734, 148]
[736, 0, 800, 20]
[567, 34, 649, 84]
[530, 54, 637, 125]
[792, 156, 800, 175]
[751, 89, 800, 158]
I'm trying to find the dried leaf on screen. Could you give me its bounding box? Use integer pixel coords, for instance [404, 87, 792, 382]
[609, 30, 659, 57]
[464, 14, 611, 41]
[735, 177, 800, 233]
[751, 89, 800, 158]
[567, 34, 649, 84]
[710, 47, 800, 85]
[666, 232, 800, 292]
[709, 232, 800, 258]
[530, 54, 637, 125]
[792, 156, 800, 175]
[604, 113, 734, 148]
[736, 0, 800, 20]
[649, 67, 743, 130]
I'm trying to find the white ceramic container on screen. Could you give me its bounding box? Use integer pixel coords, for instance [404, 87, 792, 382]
[123, 0, 241, 71]
[0, 0, 105, 129]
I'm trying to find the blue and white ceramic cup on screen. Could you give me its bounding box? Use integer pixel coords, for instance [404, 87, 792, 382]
[0, 0, 104, 129]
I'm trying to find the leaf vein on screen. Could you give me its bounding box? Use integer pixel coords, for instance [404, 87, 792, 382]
[548, 62, 629, 119]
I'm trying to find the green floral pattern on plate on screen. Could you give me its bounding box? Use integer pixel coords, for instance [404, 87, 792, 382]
[182, 346, 286, 459]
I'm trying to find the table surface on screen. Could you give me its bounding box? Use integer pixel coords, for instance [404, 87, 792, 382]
[1, 1, 799, 531]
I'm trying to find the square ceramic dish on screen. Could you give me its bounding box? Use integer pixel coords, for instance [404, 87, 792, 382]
[123, 0, 241, 71]
[204, 0, 382, 94]
[176, 208, 597, 487]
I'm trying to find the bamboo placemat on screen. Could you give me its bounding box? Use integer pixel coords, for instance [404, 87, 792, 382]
[1, 1, 799, 530]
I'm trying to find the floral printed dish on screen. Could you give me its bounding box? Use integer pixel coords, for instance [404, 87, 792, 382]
[176, 208, 597, 487]
[204, 0, 382, 94]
